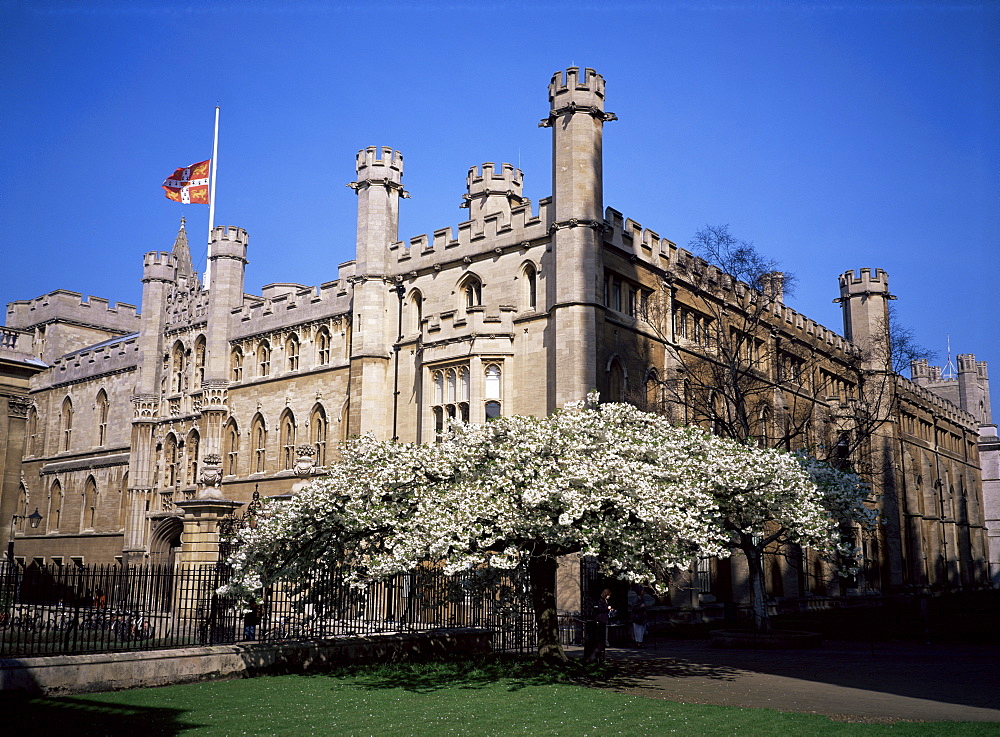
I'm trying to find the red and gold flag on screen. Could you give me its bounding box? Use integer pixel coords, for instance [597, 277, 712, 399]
[162, 160, 211, 204]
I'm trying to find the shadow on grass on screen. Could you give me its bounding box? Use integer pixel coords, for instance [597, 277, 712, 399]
[321, 651, 742, 695]
[2, 692, 200, 737]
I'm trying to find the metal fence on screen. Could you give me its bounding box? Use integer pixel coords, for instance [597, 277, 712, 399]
[0, 562, 542, 659]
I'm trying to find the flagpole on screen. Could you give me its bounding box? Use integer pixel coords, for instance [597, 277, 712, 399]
[206, 106, 220, 288]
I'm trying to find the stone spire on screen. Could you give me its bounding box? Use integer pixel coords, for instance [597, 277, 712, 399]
[171, 217, 195, 282]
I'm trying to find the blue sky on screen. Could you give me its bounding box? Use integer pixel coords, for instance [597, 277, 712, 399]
[2, 0, 997, 414]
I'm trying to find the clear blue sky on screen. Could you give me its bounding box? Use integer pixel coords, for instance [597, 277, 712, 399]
[2, 1, 997, 414]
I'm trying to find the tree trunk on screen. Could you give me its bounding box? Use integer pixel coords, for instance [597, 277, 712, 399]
[528, 553, 567, 663]
[743, 542, 770, 633]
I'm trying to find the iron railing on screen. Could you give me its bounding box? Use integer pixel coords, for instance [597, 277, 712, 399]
[0, 562, 544, 659]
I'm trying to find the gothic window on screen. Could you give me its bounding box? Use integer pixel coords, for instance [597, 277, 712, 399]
[409, 291, 424, 334]
[434, 371, 444, 404]
[431, 364, 474, 436]
[118, 473, 128, 530]
[171, 341, 186, 393]
[613, 281, 622, 312]
[286, 333, 300, 372]
[257, 341, 271, 377]
[757, 407, 771, 448]
[316, 328, 331, 365]
[645, 369, 661, 412]
[164, 434, 178, 488]
[26, 406, 38, 456]
[447, 369, 457, 403]
[96, 389, 109, 447]
[627, 287, 637, 317]
[280, 410, 296, 471]
[16, 484, 28, 521]
[224, 420, 240, 476]
[485, 364, 502, 420]
[60, 397, 73, 452]
[251, 414, 267, 474]
[82, 476, 98, 531]
[458, 367, 470, 402]
[185, 430, 200, 486]
[461, 275, 483, 309]
[522, 263, 537, 311]
[194, 335, 206, 388]
[310, 405, 328, 467]
[231, 347, 244, 381]
[607, 359, 625, 403]
[49, 479, 62, 533]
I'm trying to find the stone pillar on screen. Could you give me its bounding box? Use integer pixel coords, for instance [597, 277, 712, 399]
[174, 458, 242, 567]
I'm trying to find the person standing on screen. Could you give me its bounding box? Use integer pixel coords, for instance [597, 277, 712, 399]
[629, 585, 648, 647]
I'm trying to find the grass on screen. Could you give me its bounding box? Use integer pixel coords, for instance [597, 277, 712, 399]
[5, 656, 999, 737]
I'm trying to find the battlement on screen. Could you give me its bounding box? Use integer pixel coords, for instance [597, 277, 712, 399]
[355, 146, 403, 182]
[897, 374, 978, 429]
[466, 163, 523, 197]
[839, 268, 890, 295]
[6, 289, 140, 331]
[231, 264, 354, 338]
[143, 251, 177, 282]
[548, 67, 605, 105]
[210, 225, 249, 245]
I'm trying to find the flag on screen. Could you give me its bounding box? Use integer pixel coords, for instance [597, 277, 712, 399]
[162, 160, 211, 204]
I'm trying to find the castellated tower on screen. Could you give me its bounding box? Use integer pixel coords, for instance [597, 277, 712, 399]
[347, 147, 406, 438]
[541, 67, 617, 408]
[462, 163, 525, 224]
[838, 268, 894, 372]
[204, 226, 248, 383]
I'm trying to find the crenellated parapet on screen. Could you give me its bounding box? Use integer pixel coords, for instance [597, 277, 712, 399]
[40, 334, 139, 389]
[541, 67, 616, 126]
[349, 146, 406, 193]
[209, 226, 249, 262]
[6, 289, 141, 333]
[231, 277, 352, 339]
[897, 375, 978, 428]
[142, 252, 178, 284]
[839, 268, 891, 297]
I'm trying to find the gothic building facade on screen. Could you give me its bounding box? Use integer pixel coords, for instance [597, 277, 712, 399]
[0, 68, 992, 603]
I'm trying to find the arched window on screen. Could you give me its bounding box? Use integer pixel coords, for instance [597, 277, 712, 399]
[485, 364, 502, 420]
[460, 275, 483, 309]
[118, 473, 128, 530]
[316, 328, 331, 366]
[171, 341, 186, 393]
[310, 405, 328, 467]
[280, 411, 296, 471]
[447, 369, 457, 403]
[185, 430, 200, 486]
[164, 434, 178, 488]
[251, 414, 267, 474]
[409, 291, 424, 334]
[224, 420, 240, 476]
[607, 358, 624, 403]
[82, 476, 98, 531]
[434, 371, 444, 404]
[231, 347, 244, 381]
[757, 407, 771, 448]
[60, 397, 73, 452]
[644, 369, 660, 413]
[96, 389, 109, 446]
[522, 263, 538, 311]
[458, 367, 470, 402]
[257, 341, 271, 377]
[26, 406, 38, 456]
[285, 333, 300, 372]
[49, 480, 63, 532]
[194, 335, 206, 388]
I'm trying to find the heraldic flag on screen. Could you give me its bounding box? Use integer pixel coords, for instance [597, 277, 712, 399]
[162, 160, 211, 204]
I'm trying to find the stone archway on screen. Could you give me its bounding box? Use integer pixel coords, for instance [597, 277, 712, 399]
[149, 516, 183, 566]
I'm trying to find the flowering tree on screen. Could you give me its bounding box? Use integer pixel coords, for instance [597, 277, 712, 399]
[702, 444, 877, 631]
[225, 397, 874, 658]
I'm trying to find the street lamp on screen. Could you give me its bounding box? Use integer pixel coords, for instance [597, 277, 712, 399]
[7, 508, 43, 563]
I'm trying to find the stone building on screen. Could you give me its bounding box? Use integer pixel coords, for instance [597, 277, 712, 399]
[1, 68, 991, 602]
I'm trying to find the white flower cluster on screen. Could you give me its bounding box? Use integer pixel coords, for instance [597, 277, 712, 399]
[223, 401, 876, 598]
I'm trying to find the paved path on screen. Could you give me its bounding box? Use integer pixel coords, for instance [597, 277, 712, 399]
[579, 640, 1000, 723]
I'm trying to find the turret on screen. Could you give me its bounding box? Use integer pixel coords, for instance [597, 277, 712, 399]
[348, 146, 407, 275]
[958, 354, 992, 426]
[135, 250, 177, 395]
[204, 226, 248, 382]
[541, 67, 617, 409]
[462, 163, 525, 224]
[838, 268, 894, 371]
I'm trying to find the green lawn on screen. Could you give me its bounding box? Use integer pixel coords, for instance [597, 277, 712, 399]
[5, 658, 999, 737]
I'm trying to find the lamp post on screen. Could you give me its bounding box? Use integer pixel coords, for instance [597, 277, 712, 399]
[7, 508, 43, 564]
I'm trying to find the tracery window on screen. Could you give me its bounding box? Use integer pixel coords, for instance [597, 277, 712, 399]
[310, 405, 328, 467]
[186, 430, 200, 486]
[461, 276, 483, 310]
[231, 347, 244, 381]
[280, 411, 296, 471]
[225, 420, 240, 476]
[164, 434, 179, 488]
[83, 477, 98, 531]
[286, 333, 300, 372]
[96, 390, 109, 446]
[430, 364, 472, 437]
[484, 363, 502, 420]
[26, 406, 38, 456]
[171, 341, 186, 393]
[316, 328, 331, 365]
[251, 415, 267, 474]
[606, 359, 624, 403]
[194, 336, 206, 388]
[257, 340, 271, 377]
[49, 480, 63, 532]
[60, 397, 73, 452]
